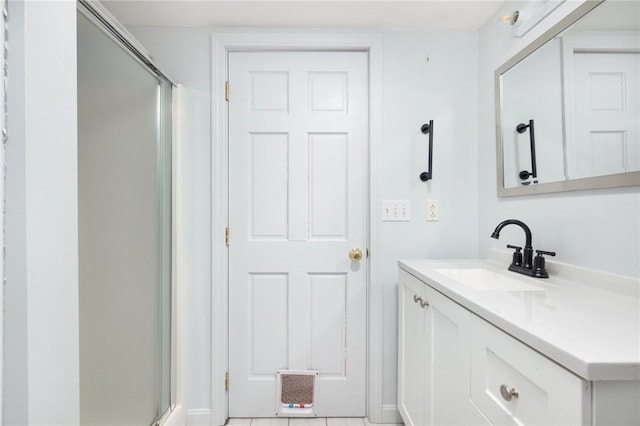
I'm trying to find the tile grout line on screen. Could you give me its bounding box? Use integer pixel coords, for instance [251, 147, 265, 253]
[237, 417, 401, 426]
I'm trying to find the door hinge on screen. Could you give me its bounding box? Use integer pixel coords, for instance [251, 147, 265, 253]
[225, 371, 229, 391]
[225, 81, 230, 101]
[225, 227, 230, 246]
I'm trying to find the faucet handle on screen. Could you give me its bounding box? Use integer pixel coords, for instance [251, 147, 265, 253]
[532, 250, 556, 278]
[507, 244, 523, 267]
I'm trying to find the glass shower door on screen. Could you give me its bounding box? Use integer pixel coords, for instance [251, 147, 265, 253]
[77, 10, 172, 425]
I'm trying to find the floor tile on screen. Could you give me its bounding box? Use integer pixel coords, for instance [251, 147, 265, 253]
[251, 418, 290, 426]
[289, 418, 327, 426]
[226, 417, 391, 426]
[364, 418, 403, 426]
[226, 419, 252, 426]
[326, 419, 365, 426]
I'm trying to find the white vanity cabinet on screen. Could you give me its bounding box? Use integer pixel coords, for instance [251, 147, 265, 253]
[398, 259, 640, 426]
[397, 270, 489, 426]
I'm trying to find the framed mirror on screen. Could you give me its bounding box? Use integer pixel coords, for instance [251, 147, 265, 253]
[496, 0, 640, 196]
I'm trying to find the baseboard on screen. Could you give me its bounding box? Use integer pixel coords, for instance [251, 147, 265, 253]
[382, 404, 403, 424]
[187, 408, 212, 426]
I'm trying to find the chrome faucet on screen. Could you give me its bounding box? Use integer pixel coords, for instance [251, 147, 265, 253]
[491, 219, 555, 278]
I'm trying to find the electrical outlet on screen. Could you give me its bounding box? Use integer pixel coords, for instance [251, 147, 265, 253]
[426, 200, 439, 221]
[383, 200, 411, 221]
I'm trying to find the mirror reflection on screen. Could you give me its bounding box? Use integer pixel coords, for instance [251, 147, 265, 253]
[498, 0, 640, 191]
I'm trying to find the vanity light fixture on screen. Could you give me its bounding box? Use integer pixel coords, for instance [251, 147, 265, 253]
[505, 0, 566, 38]
[501, 11, 520, 26]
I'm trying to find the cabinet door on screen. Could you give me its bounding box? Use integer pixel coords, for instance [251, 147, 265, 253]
[427, 286, 491, 426]
[470, 316, 590, 426]
[398, 270, 427, 426]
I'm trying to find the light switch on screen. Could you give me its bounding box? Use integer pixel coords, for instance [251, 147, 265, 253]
[383, 200, 411, 221]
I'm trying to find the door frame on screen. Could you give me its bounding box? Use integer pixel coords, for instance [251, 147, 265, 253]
[211, 32, 383, 425]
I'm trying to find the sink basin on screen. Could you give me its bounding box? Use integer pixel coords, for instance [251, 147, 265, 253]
[433, 268, 545, 292]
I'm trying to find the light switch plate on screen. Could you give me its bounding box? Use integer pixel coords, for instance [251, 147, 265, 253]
[383, 200, 410, 221]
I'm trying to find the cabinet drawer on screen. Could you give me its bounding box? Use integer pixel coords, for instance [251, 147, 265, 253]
[470, 316, 590, 426]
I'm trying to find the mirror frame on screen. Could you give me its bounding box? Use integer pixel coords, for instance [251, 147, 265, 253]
[495, 0, 640, 197]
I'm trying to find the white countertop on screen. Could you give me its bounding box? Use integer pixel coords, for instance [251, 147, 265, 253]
[398, 251, 640, 381]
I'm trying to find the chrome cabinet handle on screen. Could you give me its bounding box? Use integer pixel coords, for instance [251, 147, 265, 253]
[413, 294, 429, 308]
[500, 384, 519, 402]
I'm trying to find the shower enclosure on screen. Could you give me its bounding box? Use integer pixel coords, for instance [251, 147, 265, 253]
[77, 4, 173, 425]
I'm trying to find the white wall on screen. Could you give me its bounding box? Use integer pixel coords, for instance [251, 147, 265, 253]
[478, 1, 640, 277]
[5, 3, 29, 420]
[379, 30, 479, 412]
[0, 2, 5, 422]
[4, 0, 80, 424]
[128, 25, 480, 422]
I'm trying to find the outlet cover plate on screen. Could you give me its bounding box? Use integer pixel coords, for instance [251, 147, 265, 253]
[426, 200, 439, 221]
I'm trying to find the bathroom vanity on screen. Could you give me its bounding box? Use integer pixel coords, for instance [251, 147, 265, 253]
[397, 251, 640, 426]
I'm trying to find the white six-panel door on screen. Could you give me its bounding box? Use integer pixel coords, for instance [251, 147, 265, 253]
[569, 51, 640, 178]
[228, 51, 368, 417]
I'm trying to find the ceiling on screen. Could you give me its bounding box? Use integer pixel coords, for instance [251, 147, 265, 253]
[102, 0, 506, 30]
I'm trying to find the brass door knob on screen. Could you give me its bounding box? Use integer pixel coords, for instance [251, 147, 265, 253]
[349, 248, 363, 262]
